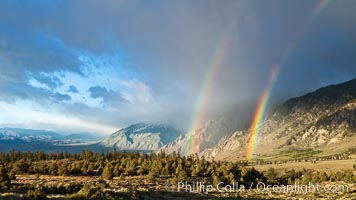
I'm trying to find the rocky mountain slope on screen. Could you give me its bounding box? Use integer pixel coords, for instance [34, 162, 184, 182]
[98, 123, 181, 151]
[202, 78, 356, 161]
[160, 116, 240, 155]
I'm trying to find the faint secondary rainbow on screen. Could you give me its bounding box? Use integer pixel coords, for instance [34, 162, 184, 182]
[314, 0, 332, 15]
[185, 35, 230, 155]
[279, 0, 333, 65]
[246, 66, 279, 161]
[245, 0, 333, 161]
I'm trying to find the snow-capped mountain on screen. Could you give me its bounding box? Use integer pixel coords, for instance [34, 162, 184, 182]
[0, 127, 103, 152]
[0, 128, 64, 142]
[0, 128, 101, 143]
[98, 123, 182, 151]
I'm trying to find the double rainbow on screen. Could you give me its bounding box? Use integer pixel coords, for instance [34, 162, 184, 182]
[186, 0, 333, 157]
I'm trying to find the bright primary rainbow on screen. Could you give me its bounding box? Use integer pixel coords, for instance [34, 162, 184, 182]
[245, 0, 332, 161]
[246, 66, 279, 161]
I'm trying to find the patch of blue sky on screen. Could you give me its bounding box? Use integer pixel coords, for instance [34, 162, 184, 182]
[26, 49, 146, 109]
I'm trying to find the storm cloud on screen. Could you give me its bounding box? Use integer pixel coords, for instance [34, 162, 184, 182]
[0, 0, 355, 133]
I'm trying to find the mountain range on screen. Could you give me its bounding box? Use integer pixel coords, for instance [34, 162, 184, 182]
[201, 78, 356, 161]
[0, 79, 354, 161]
[0, 128, 102, 152]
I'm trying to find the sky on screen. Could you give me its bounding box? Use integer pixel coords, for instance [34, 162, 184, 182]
[0, 0, 355, 134]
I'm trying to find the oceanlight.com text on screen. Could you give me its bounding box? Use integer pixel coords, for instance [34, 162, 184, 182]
[168, 181, 349, 194]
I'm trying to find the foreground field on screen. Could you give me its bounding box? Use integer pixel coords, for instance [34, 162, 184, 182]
[0, 174, 355, 200]
[0, 150, 355, 199]
[253, 157, 356, 174]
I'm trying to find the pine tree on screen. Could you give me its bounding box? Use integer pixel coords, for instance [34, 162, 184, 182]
[301, 171, 312, 185]
[48, 162, 58, 176]
[102, 163, 114, 180]
[148, 164, 160, 181]
[0, 165, 11, 189]
[318, 171, 328, 182]
[343, 170, 355, 183]
[228, 172, 236, 185]
[119, 173, 125, 181]
[212, 174, 220, 186]
[9, 169, 16, 180]
[125, 160, 136, 176]
[81, 162, 88, 175]
[176, 170, 187, 183]
[113, 164, 121, 177]
[265, 167, 278, 185]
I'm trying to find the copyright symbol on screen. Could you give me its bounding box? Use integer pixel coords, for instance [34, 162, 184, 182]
[165, 182, 174, 191]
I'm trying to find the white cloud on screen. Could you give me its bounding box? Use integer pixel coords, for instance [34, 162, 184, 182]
[28, 77, 51, 90]
[0, 100, 117, 134]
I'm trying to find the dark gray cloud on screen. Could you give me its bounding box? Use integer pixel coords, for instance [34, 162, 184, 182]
[28, 73, 63, 90]
[51, 92, 71, 102]
[67, 85, 79, 93]
[0, 81, 70, 103]
[0, 0, 355, 132]
[89, 86, 127, 107]
[0, 25, 81, 76]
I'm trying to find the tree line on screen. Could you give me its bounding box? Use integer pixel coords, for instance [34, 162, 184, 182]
[0, 149, 355, 197]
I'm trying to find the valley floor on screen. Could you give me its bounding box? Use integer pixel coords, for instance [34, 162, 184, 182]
[0, 150, 355, 199]
[253, 156, 356, 174]
[1, 174, 355, 200]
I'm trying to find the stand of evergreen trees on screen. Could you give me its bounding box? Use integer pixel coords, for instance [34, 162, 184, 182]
[0, 150, 265, 185]
[0, 149, 355, 199]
